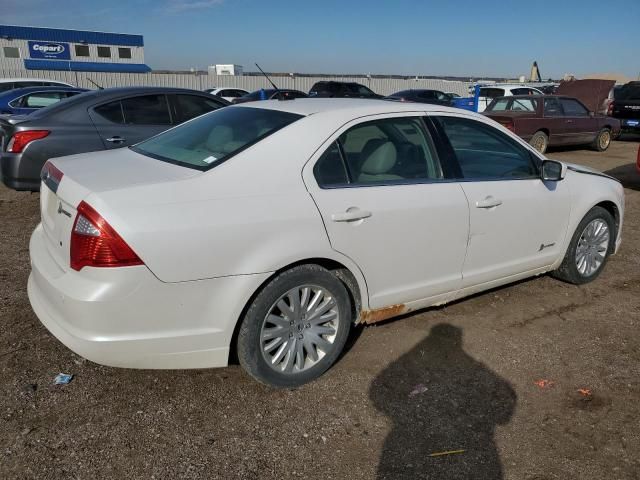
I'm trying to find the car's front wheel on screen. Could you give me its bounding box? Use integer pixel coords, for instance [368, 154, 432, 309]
[237, 264, 352, 388]
[552, 206, 615, 284]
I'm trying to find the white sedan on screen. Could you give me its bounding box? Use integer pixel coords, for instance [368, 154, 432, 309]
[29, 99, 624, 387]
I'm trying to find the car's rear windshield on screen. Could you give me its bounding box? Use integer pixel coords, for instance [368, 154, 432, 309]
[487, 97, 538, 112]
[616, 84, 640, 101]
[131, 106, 303, 170]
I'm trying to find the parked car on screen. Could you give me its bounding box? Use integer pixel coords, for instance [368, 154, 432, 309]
[204, 87, 250, 102]
[308, 81, 383, 99]
[0, 86, 88, 116]
[476, 84, 544, 112]
[608, 81, 640, 133]
[384, 89, 454, 106]
[233, 89, 308, 104]
[28, 99, 623, 387]
[0, 78, 74, 93]
[0, 87, 228, 191]
[484, 95, 620, 154]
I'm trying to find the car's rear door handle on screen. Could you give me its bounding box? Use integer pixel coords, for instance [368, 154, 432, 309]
[331, 209, 372, 222]
[106, 136, 125, 144]
[475, 196, 503, 209]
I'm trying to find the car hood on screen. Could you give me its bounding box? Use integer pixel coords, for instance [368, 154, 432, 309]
[558, 161, 618, 181]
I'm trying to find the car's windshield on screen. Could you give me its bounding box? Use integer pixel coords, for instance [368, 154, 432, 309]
[132, 106, 303, 170]
[616, 84, 640, 101]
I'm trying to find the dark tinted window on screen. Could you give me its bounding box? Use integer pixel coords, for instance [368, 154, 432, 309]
[75, 44, 90, 56]
[616, 84, 640, 101]
[560, 98, 588, 116]
[543, 98, 563, 117]
[316, 117, 442, 186]
[314, 142, 349, 186]
[0, 83, 15, 93]
[118, 47, 132, 59]
[122, 95, 171, 125]
[480, 88, 505, 98]
[94, 100, 124, 123]
[13, 81, 40, 89]
[133, 107, 302, 170]
[175, 94, 222, 122]
[511, 88, 537, 95]
[435, 116, 537, 179]
[97, 46, 111, 58]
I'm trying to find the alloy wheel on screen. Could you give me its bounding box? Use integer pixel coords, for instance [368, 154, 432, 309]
[575, 219, 610, 276]
[260, 285, 340, 374]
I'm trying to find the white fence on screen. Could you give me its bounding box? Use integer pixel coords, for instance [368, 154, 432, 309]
[0, 68, 473, 96]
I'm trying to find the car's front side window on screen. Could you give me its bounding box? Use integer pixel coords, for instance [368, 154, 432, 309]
[314, 117, 443, 187]
[434, 116, 538, 180]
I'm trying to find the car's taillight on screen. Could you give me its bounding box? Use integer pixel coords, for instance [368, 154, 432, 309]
[607, 101, 614, 116]
[70, 201, 143, 271]
[40, 160, 64, 193]
[501, 121, 515, 132]
[7, 130, 50, 153]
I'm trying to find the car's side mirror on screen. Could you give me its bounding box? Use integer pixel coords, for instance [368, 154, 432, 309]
[541, 159, 566, 181]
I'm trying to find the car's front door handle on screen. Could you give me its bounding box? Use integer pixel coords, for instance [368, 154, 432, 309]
[106, 136, 125, 144]
[475, 196, 503, 209]
[331, 209, 372, 222]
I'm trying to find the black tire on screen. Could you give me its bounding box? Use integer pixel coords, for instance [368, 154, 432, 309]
[591, 128, 612, 152]
[552, 206, 615, 285]
[237, 264, 352, 388]
[529, 131, 548, 154]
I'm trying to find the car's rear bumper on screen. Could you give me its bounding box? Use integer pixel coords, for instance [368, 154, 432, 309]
[28, 223, 271, 369]
[0, 152, 40, 191]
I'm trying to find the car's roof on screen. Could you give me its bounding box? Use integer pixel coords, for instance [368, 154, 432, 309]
[496, 94, 572, 99]
[235, 98, 462, 117]
[0, 86, 87, 98]
[0, 78, 72, 84]
[481, 83, 543, 89]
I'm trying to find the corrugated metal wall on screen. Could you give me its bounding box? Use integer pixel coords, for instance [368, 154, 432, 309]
[0, 68, 474, 96]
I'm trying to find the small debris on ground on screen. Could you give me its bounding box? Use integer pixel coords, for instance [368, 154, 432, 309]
[53, 373, 74, 385]
[534, 379, 554, 389]
[578, 388, 593, 397]
[409, 384, 428, 396]
[429, 449, 465, 457]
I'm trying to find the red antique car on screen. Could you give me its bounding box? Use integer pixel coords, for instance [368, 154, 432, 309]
[483, 95, 621, 154]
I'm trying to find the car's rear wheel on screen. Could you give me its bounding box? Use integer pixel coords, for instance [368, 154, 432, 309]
[530, 131, 548, 154]
[237, 265, 352, 388]
[552, 206, 615, 285]
[592, 128, 612, 152]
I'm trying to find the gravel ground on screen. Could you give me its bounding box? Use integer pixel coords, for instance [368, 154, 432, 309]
[1, 137, 639, 480]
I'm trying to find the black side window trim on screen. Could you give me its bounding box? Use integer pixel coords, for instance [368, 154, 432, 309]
[314, 116, 450, 189]
[430, 115, 541, 181]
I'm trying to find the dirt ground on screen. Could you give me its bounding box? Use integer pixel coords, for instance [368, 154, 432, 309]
[1, 137, 639, 480]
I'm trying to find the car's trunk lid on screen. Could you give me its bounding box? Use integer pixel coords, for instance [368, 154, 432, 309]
[41, 147, 200, 271]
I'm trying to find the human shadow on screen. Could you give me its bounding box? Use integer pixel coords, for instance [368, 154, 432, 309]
[370, 324, 516, 480]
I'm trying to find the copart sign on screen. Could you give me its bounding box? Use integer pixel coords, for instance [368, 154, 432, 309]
[29, 41, 71, 60]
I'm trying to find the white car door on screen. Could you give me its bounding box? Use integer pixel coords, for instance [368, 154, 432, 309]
[430, 114, 571, 288]
[303, 115, 469, 309]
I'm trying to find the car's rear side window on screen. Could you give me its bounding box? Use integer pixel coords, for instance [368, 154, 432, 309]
[175, 94, 222, 122]
[122, 94, 172, 125]
[314, 117, 443, 187]
[132, 107, 302, 170]
[94, 100, 124, 123]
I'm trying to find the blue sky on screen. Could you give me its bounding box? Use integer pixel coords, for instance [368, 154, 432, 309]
[4, 0, 639, 78]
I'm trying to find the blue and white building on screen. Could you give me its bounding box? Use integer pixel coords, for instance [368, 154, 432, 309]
[0, 25, 151, 73]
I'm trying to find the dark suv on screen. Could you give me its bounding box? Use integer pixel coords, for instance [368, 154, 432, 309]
[308, 81, 382, 99]
[608, 81, 640, 132]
